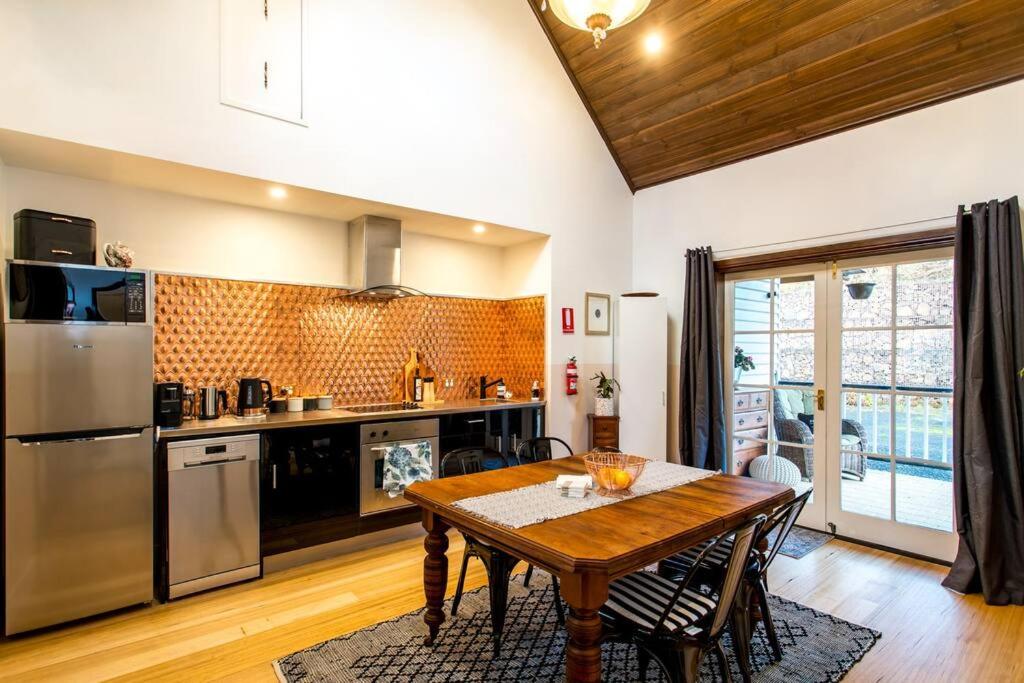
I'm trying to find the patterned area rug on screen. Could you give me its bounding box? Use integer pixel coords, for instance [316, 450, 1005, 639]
[275, 575, 878, 682]
[770, 525, 835, 560]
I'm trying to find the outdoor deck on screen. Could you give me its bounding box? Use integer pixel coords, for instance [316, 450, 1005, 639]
[839, 458, 953, 532]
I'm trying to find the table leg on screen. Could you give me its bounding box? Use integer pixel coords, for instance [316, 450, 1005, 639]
[422, 511, 450, 646]
[559, 572, 608, 683]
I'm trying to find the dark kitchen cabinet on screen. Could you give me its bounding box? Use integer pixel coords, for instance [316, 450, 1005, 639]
[438, 411, 488, 453]
[257, 405, 545, 556]
[438, 406, 545, 462]
[260, 425, 361, 556]
[507, 406, 544, 459]
[488, 406, 545, 461]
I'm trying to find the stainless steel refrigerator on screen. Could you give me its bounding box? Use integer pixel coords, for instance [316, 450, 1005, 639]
[3, 261, 154, 635]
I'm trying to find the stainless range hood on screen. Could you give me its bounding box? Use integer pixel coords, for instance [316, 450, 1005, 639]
[342, 215, 425, 299]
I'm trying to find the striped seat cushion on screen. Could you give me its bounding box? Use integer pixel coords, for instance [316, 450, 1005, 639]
[660, 536, 734, 578]
[604, 571, 716, 633]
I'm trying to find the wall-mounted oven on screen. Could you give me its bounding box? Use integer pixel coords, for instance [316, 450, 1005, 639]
[359, 419, 439, 516]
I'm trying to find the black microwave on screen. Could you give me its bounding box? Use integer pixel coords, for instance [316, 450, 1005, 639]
[7, 261, 148, 324]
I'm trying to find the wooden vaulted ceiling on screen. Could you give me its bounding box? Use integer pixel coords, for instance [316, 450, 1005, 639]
[528, 0, 1024, 191]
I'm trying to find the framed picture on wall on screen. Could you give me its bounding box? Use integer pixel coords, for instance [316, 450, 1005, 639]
[585, 292, 611, 335]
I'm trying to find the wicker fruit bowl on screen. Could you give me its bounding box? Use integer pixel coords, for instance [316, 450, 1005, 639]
[583, 452, 649, 493]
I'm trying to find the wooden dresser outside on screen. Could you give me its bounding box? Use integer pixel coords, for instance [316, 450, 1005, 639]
[732, 390, 769, 475]
[587, 414, 619, 450]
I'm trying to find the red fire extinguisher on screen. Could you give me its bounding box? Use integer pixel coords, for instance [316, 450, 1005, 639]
[566, 356, 578, 395]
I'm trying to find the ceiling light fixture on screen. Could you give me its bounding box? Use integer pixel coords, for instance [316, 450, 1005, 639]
[268, 186, 287, 199]
[543, 0, 651, 49]
[472, 224, 487, 234]
[644, 33, 663, 54]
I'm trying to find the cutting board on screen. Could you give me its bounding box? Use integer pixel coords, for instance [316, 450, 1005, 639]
[401, 348, 435, 402]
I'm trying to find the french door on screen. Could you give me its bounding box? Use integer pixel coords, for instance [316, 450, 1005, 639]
[724, 248, 957, 562]
[726, 266, 829, 530]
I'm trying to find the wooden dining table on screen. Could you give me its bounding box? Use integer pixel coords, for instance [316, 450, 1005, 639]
[404, 456, 793, 682]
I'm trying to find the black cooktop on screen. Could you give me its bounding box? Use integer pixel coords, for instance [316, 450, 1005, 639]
[343, 402, 422, 414]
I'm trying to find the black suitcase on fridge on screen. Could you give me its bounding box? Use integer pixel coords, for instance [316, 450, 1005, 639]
[14, 208, 96, 264]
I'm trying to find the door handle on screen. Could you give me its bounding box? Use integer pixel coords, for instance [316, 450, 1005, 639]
[18, 430, 144, 446]
[817, 389, 825, 411]
[184, 455, 245, 467]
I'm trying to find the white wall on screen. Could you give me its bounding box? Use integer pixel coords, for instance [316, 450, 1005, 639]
[4, 167, 351, 286]
[0, 0, 634, 449]
[402, 231, 504, 299]
[3, 166, 549, 300]
[501, 238, 550, 298]
[633, 80, 1024, 461]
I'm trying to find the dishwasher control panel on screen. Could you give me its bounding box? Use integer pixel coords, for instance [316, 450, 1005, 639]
[167, 433, 260, 470]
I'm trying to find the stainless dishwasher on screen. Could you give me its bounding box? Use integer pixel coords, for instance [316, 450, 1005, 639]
[167, 433, 261, 599]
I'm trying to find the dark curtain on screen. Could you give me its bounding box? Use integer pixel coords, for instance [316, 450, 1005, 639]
[943, 196, 1024, 605]
[679, 247, 726, 470]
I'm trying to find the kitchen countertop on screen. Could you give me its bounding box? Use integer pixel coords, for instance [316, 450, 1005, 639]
[158, 397, 546, 440]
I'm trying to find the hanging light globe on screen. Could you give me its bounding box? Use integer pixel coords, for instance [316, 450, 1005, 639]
[545, 0, 652, 48]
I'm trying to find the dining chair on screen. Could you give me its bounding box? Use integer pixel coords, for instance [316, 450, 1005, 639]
[513, 437, 573, 590]
[658, 488, 813, 679]
[589, 445, 622, 453]
[514, 436, 573, 464]
[600, 515, 767, 683]
[439, 447, 564, 654]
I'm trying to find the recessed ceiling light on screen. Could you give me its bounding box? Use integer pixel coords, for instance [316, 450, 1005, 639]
[472, 224, 486, 234]
[269, 186, 288, 199]
[644, 33, 663, 54]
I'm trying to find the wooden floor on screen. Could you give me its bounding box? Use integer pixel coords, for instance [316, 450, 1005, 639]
[0, 530, 1021, 682]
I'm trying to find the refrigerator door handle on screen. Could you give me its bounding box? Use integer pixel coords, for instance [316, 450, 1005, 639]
[17, 430, 147, 446]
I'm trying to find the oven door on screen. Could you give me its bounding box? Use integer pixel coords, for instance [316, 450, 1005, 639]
[359, 436, 439, 516]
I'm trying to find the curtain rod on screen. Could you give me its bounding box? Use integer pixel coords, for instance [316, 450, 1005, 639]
[713, 214, 957, 260]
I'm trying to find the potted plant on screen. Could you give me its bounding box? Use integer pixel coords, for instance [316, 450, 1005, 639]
[734, 346, 756, 385]
[591, 371, 620, 416]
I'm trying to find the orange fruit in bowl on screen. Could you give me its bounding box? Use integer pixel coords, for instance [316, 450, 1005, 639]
[595, 467, 632, 490]
[595, 468, 615, 489]
[611, 468, 633, 489]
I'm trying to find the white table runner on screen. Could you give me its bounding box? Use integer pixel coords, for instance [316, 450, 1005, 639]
[452, 461, 718, 529]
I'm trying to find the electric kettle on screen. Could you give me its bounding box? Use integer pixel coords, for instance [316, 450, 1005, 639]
[236, 378, 272, 417]
[198, 386, 229, 420]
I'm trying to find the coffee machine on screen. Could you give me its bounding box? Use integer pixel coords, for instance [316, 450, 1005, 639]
[154, 382, 193, 428]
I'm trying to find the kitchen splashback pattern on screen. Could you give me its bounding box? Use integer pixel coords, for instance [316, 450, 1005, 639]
[153, 274, 544, 407]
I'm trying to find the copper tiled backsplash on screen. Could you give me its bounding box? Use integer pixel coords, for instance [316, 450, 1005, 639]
[153, 274, 545, 408]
